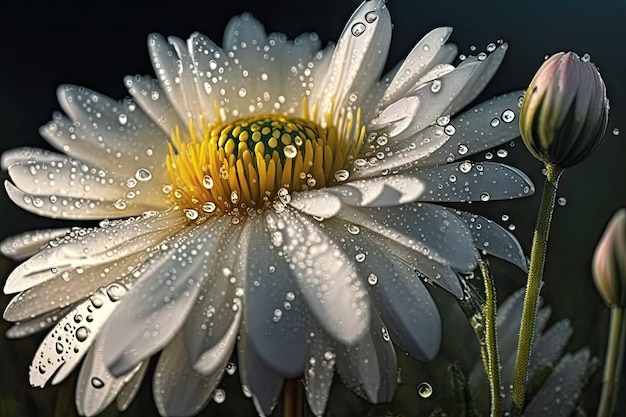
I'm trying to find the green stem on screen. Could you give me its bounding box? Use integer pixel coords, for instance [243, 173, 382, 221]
[479, 260, 503, 417]
[511, 163, 563, 415]
[597, 307, 626, 417]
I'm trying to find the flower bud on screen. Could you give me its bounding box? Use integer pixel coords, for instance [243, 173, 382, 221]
[519, 52, 609, 169]
[593, 209, 626, 308]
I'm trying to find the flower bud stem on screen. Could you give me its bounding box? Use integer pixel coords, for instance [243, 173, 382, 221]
[597, 306, 626, 417]
[511, 163, 563, 415]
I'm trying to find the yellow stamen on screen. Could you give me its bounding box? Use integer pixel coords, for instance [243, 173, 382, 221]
[165, 101, 366, 219]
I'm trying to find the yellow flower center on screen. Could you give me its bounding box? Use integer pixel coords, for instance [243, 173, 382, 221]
[165, 102, 365, 219]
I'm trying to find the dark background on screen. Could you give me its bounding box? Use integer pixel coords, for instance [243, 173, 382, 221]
[0, 0, 625, 416]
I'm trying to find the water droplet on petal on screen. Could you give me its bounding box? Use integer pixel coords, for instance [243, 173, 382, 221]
[480, 192, 491, 201]
[501, 109, 515, 123]
[118, 114, 128, 125]
[557, 197, 567, 206]
[457, 144, 468, 155]
[135, 168, 152, 182]
[430, 80, 442, 93]
[76, 326, 89, 342]
[365, 11, 378, 23]
[226, 363, 237, 375]
[184, 209, 199, 220]
[496, 149, 508, 158]
[612, 127, 620, 136]
[367, 274, 378, 285]
[202, 202, 217, 213]
[417, 382, 433, 398]
[490, 118, 500, 127]
[355, 253, 366, 263]
[459, 161, 472, 173]
[334, 169, 350, 182]
[91, 377, 105, 389]
[351, 22, 366, 37]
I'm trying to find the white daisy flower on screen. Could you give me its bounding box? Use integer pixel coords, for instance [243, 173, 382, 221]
[1, 0, 533, 416]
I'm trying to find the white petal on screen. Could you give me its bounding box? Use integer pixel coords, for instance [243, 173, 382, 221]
[351, 124, 451, 179]
[1, 147, 66, 170]
[183, 222, 243, 374]
[368, 96, 420, 137]
[335, 313, 397, 403]
[330, 175, 426, 207]
[267, 209, 370, 345]
[337, 204, 477, 272]
[288, 190, 342, 219]
[124, 74, 188, 136]
[402, 161, 535, 203]
[153, 331, 226, 417]
[52, 85, 170, 176]
[115, 360, 149, 412]
[4, 210, 185, 294]
[380, 27, 454, 107]
[244, 217, 310, 377]
[1, 228, 70, 261]
[5, 306, 72, 339]
[75, 344, 146, 417]
[148, 34, 202, 123]
[457, 212, 529, 271]
[325, 220, 441, 360]
[101, 219, 230, 376]
[5, 180, 167, 220]
[304, 329, 336, 417]
[444, 43, 508, 116]
[28, 283, 127, 388]
[237, 329, 284, 416]
[312, 0, 391, 118]
[422, 91, 525, 166]
[387, 62, 479, 142]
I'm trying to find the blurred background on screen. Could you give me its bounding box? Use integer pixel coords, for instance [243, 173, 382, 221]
[0, 0, 624, 416]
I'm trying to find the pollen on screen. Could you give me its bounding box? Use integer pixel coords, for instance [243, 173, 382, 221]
[165, 100, 366, 219]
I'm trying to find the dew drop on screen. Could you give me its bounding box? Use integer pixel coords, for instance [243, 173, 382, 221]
[347, 224, 360, 235]
[135, 168, 152, 182]
[496, 149, 508, 158]
[118, 114, 128, 125]
[76, 326, 89, 342]
[612, 127, 620, 136]
[381, 326, 390, 342]
[113, 199, 127, 210]
[480, 192, 491, 202]
[448, 174, 457, 183]
[351, 22, 366, 37]
[490, 118, 500, 127]
[557, 197, 567, 206]
[151, 91, 160, 101]
[226, 362, 237, 375]
[365, 11, 378, 23]
[501, 109, 515, 123]
[501, 214, 509, 221]
[355, 253, 366, 263]
[184, 209, 199, 220]
[367, 273, 378, 285]
[202, 175, 214, 189]
[55, 342, 64, 354]
[106, 283, 127, 301]
[457, 144, 468, 155]
[230, 191, 239, 204]
[508, 224, 516, 231]
[284, 145, 297, 159]
[485, 152, 493, 160]
[486, 42, 497, 52]
[459, 161, 472, 173]
[91, 377, 105, 389]
[444, 125, 456, 135]
[202, 202, 217, 213]
[417, 382, 433, 398]
[334, 170, 350, 182]
[436, 115, 450, 126]
[430, 79, 442, 93]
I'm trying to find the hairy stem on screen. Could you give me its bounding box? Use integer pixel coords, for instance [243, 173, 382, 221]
[479, 260, 502, 417]
[597, 307, 626, 417]
[511, 163, 563, 415]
